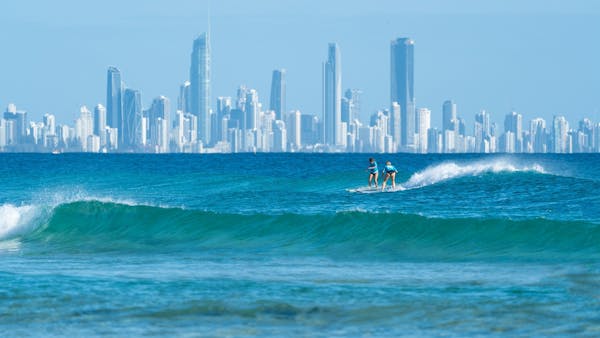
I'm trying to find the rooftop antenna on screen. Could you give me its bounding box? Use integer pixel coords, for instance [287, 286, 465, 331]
[207, 0, 211, 39]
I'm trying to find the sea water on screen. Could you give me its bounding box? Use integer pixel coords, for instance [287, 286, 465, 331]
[0, 153, 599, 336]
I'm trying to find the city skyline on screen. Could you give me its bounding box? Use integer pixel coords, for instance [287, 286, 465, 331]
[1, 0, 599, 126]
[2, 30, 600, 154]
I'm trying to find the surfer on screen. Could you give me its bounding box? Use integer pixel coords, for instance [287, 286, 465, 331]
[367, 158, 378, 188]
[381, 161, 398, 191]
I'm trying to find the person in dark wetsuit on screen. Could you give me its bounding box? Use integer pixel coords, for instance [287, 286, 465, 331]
[367, 158, 379, 188]
[381, 161, 398, 191]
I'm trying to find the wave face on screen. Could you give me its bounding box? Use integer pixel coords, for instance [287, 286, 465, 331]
[7, 200, 597, 261]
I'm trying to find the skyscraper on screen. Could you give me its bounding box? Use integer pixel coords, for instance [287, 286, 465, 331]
[3, 104, 28, 145]
[442, 100, 457, 132]
[530, 118, 547, 153]
[149, 96, 171, 152]
[245, 89, 260, 130]
[106, 67, 123, 135]
[75, 106, 93, 151]
[287, 110, 301, 150]
[123, 88, 142, 150]
[42, 113, 56, 148]
[553, 115, 569, 153]
[474, 110, 491, 153]
[215, 96, 232, 143]
[342, 89, 361, 124]
[323, 43, 342, 147]
[504, 111, 523, 152]
[417, 108, 431, 153]
[269, 69, 286, 121]
[390, 102, 401, 146]
[178, 81, 191, 114]
[190, 32, 211, 145]
[93, 104, 107, 146]
[390, 38, 415, 149]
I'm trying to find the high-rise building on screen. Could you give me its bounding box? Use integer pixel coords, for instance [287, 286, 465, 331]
[391, 37, 415, 149]
[178, 81, 191, 114]
[578, 118, 593, 152]
[269, 69, 286, 121]
[43, 114, 56, 135]
[301, 114, 319, 146]
[504, 111, 523, 152]
[342, 89, 361, 124]
[553, 115, 569, 153]
[287, 110, 301, 150]
[427, 128, 442, 153]
[474, 110, 492, 153]
[75, 106, 94, 151]
[0, 118, 6, 148]
[3, 105, 27, 145]
[148, 96, 171, 150]
[236, 85, 248, 111]
[390, 102, 401, 148]
[442, 100, 458, 151]
[106, 67, 123, 134]
[417, 108, 431, 153]
[93, 104, 107, 147]
[217, 97, 232, 117]
[273, 120, 287, 152]
[530, 118, 547, 153]
[123, 88, 142, 150]
[190, 32, 211, 145]
[215, 96, 232, 143]
[475, 111, 491, 136]
[323, 43, 342, 147]
[593, 123, 600, 152]
[245, 89, 260, 131]
[442, 100, 457, 132]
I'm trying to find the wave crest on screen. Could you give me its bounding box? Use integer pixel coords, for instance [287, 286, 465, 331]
[2, 200, 597, 261]
[403, 159, 546, 189]
[0, 204, 44, 241]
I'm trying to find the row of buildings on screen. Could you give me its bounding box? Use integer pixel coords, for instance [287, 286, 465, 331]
[1, 34, 599, 154]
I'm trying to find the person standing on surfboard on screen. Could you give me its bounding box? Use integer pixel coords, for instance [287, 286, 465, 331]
[381, 161, 398, 191]
[367, 158, 379, 188]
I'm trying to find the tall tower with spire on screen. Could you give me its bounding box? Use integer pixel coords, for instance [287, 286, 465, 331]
[190, 31, 211, 145]
[323, 43, 342, 147]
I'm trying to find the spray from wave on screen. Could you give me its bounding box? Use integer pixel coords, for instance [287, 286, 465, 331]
[0, 204, 45, 241]
[402, 159, 546, 189]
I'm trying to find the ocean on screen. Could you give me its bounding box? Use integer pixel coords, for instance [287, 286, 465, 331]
[1, 153, 599, 336]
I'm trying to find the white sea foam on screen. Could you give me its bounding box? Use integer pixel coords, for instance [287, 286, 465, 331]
[0, 204, 43, 241]
[402, 159, 546, 189]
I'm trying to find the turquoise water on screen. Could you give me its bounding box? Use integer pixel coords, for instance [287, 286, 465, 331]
[1, 153, 599, 336]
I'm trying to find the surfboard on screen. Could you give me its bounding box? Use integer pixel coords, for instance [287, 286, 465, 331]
[348, 186, 379, 194]
[348, 186, 405, 194]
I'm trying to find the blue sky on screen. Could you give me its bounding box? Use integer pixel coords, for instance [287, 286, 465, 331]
[1, 0, 599, 127]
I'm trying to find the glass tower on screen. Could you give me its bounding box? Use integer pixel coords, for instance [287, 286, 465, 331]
[323, 43, 342, 147]
[123, 89, 142, 150]
[106, 67, 123, 134]
[269, 69, 286, 121]
[190, 32, 211, 145]
[390, 38, 415, 149]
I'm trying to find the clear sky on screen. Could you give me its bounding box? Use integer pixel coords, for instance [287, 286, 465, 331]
[1, 0, 599, 128]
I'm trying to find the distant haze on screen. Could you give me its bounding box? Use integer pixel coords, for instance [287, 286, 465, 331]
[1, 0, 599, 126]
